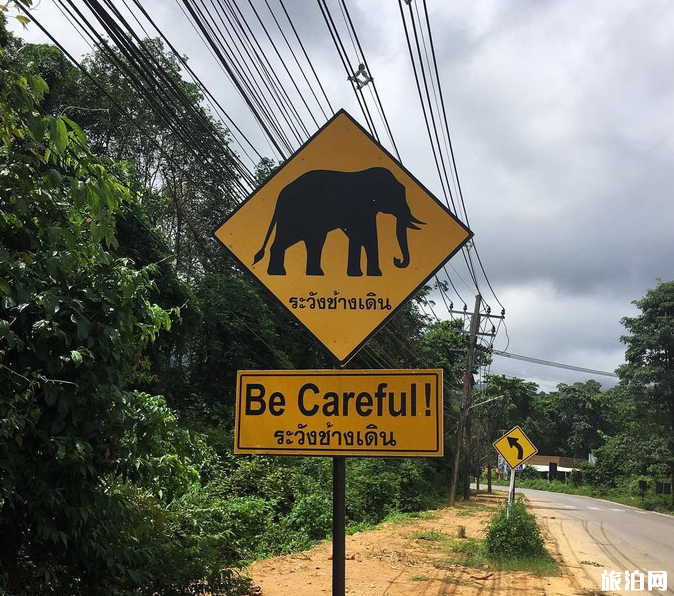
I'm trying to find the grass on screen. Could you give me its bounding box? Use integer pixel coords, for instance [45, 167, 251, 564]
[346, 509, 437, 535]
[385, 510, 437, 525]
[456, 504, 494, 517]
[409, 530, 559, 576]
[405, 504, 559, 577]
[411, 574, 432, 581]
[409, 529, 448, 542]
[488, 555, 558, 576]
[352, 498, 559, 577]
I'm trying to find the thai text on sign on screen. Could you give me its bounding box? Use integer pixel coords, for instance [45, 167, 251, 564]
[235, 369, 443, 457]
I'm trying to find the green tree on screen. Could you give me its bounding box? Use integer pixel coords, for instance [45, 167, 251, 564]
[473, 375, 540, 471]
[479, 374, 539, 436]
[0, 29, 247, 595]
[618, 280, 674, 491]
[20, 35, 239, 275]
[539, 381, 605, 458]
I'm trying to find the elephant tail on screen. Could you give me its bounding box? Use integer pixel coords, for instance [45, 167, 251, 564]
[253, 210, 277, 265]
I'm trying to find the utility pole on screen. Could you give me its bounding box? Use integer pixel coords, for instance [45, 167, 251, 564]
[463, 405, 474, 500]
[449, 294, 481, 506]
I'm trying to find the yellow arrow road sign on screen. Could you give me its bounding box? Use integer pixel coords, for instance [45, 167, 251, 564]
[493, 425, 538, 469]
[213, 110, 472, 363]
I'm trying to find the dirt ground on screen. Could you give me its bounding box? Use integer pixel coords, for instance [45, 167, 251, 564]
[245, 492, 599, 596]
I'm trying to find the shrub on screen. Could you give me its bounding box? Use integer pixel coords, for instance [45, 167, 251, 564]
[284, 492, 332, 540]
[484, 501, 546, 559]
[398, 459, 445, 511]
[519, 465, 542, 481]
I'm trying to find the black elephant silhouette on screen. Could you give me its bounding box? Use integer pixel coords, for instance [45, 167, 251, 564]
[253, 167, 424, 276]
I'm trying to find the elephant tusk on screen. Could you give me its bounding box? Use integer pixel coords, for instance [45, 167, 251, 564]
[407, 223, 423, 230]
[409, 215, 425, 226]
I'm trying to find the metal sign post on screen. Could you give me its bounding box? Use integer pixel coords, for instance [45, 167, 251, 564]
[333, 456, 346, 595]
[507, 466, 517, 517]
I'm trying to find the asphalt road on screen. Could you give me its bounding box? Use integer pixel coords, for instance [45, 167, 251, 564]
[490, 485, 674, 594]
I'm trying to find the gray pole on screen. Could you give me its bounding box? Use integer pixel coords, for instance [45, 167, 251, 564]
[332, 455, 346, 595]
[449, 294, 481, 506]
[507, 465, 516, 517]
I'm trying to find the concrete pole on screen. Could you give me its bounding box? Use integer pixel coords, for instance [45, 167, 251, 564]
[449, 294, 481, 506]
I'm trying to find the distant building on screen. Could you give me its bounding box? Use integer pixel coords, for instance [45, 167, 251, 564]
[527, 455, 586, 481]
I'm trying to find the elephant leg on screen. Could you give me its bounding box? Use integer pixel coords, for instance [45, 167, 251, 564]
[305, 235, 326, 276]
[357, 220, 382, 276]
[267, 242, 287, 275]
[364, 237, 382, 276]
[346, 239, 363, 277]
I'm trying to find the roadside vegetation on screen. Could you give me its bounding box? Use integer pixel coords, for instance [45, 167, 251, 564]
[1, 9, 673, 596]
[483, 501, 557, 574]
[405, 499, 557, 577]
[491, 468, 674, 514]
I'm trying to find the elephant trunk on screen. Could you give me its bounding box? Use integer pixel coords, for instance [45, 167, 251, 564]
[394, 218, 411, 268]
[393, 214, 424, 269]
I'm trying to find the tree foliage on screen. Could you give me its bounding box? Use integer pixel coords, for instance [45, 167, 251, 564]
[0, 25, 248, 595]
[616, 280, 674, 486]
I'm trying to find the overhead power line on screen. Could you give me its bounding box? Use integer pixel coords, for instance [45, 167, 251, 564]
[21, 0, 510, 372]
[492, 350, 618, 378]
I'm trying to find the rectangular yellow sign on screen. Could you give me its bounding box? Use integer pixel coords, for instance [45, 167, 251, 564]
[235, 369, 443, 457]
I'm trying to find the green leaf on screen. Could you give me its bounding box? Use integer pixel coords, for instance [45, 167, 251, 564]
[25, 111, 44, 140]
[0, 278, 10, 296]
[45, 385, 58, 406]
[71, 179, 86, 208]
[62, 116, 87, 147]
[70, 349, 83, 365]
[46, 169, 62, 189]
[51, 419, 66, 434]
[49, 117, 68, 155]
[15, 14, 31, 27]
[71, 313, 91, 340]
[47, 226, 64, 245]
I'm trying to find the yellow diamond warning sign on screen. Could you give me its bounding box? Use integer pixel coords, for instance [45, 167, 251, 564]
[493, 426, 538, 469]
[213, 110, 472, 363]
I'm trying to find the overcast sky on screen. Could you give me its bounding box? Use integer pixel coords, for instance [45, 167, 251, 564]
[8, 1, 674, 392]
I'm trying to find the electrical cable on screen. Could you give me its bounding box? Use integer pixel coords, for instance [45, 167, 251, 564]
[180, 0, 288, 160]
[28, 0, 508, 376]
[492, 351, 618, 378]
[316, 0, 379, 140]
[337, 0, 401, 160]
[129, 0, 266, 168]
[277, 0, 334, 117]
